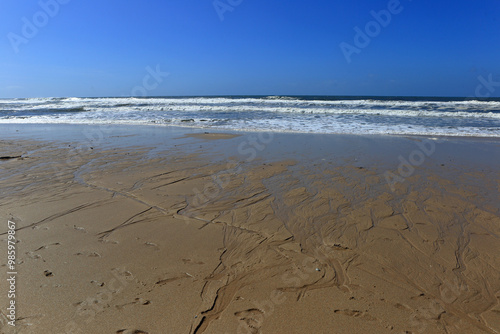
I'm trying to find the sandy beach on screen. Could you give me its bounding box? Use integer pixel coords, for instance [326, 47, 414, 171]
[0, 125, 499, 334]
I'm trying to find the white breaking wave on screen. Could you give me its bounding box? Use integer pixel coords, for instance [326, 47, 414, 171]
[0, 97, 499, 137]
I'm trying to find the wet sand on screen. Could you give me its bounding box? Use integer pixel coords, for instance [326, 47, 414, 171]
[0, 125, 499, 334]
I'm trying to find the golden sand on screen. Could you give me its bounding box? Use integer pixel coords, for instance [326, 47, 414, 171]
[0, 133, 499, 334]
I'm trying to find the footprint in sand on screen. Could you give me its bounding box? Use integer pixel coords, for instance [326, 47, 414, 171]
[333, 309, 377, 321]
[34, 243, 60, 251]
[74, 251, 101, 257]
[115, 297, 151, 310]
[73, 225, 86, 232]
[12, 314, 44, 329]
[155, 272, 194, 286]
[99, 239, 119, 244]
[134, 297, 151, 305]
[395, 303, 411, 310]
[234, 309, 264, 334]
[334, 309, 363, 317]
[144, 242, 159, 250]
[26, 251, 43, 260]
[32, 225, 49, 230]
[90, 280, 105, 287]
[111, 268, 134, 282]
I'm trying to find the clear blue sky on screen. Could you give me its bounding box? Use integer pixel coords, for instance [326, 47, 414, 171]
[1, 0, 499, 98]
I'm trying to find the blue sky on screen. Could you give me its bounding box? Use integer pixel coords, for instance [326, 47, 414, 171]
[1, 0, 499, 98]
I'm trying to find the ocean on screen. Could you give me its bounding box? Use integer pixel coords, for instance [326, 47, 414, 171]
[1, 96, 500, 137]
